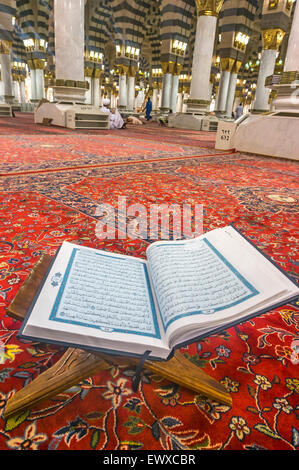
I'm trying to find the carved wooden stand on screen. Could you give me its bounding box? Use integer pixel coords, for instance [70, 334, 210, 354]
[4, 255, 232, 419]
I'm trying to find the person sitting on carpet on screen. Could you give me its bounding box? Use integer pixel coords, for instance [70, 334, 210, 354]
[127, 115, 144, 125]
[101, 98, 127, 129]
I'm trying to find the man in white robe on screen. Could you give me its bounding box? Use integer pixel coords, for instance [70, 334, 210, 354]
[101, 98, 125, 129]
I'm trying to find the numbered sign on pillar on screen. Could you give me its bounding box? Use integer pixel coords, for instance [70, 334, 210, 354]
[215, 121, 237, 150]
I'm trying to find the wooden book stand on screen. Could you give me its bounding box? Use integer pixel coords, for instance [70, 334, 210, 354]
[4, 255, 232, 419]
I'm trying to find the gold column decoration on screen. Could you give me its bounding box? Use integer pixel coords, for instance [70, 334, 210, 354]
[267, 0, 279, 10]
[84, 65, 93, 77]
[128, 65, 137, 77]
[0, 40, 11, 54]
[161, 61, 175, 75]
[262, 28, 285, 50]
[27, 59, 34, 70]
[116, 64, 129, 75]
[27, 59, 46, 70]
[195, 0, 224, 17]
[220, 57, 235, 72]
[93, 68, 102, 79]
[173, 63, 183, 76]
[232, 60, 243, 74]
[33, 59, 45, 70]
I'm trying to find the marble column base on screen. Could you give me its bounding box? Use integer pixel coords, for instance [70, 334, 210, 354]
[0, 102, 12, 116]
[273, 83, 299, 113]
[34, 102, 109, 129]
[3, 95, 14, 104]
[159, 107, 170, 114]
[234, 113, 299, 160]
[168, 112, 220, 131]
[53, 86, 86, 103]
[250, 109, 270, 114]
[186, 99, 210, 114]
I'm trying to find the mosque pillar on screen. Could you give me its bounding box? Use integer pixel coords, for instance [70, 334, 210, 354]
[84, 65, 92, 104]
[19, 77, 26, 103]
[225, 60, 242, 117]
[187, 0, 224, 113]
[252, 30, 284, 113]
[225, 74, 238, 117]
[29, 67, 36, 102]
[177, 88, 183, 113]
[0, 42, 14, 104]
[152, 85, 159, 111]
[216, 58, 235, 114]
[34, 60, 45, 101]
[127, 66, 136, 112]
[53, 0, 86, 103]
[160, 62, 173, 112]
[170, 65, 181, 113]
[118, 74, 127, 109]
[117, 65, 128, 110]
[28, 59, 46, 103]
[91, 70, 102, 108]
[284, 0, 299, 72]
[252, 0, 293, 113]
[13, 80, 20, 102]
[273, 0, 299, 112]
[234, 0, 299, 159]
[127, 76, 135, 111]
[158, 88, 162, 109]
[0, 74, 4, 101]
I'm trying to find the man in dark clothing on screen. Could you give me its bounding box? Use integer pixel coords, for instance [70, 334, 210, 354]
[145, 97, 152, 121]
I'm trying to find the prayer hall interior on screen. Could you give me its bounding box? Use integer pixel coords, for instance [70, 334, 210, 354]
[0, 0, 298, 453]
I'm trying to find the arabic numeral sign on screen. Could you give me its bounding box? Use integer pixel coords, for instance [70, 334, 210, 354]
[221, 129, 231, 141]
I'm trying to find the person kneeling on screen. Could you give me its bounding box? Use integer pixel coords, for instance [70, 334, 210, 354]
[101, 98, 127, 129]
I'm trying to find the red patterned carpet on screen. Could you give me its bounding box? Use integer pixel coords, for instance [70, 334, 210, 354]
[0, 114, 298, 451]
[0, 113, 216, 146]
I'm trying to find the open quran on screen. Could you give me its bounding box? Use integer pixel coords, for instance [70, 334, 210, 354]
[19, 226, 299, 360]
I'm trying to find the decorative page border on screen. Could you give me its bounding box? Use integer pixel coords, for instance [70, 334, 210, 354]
[150, 238, 259, 332]
[49, 248, 161, 339]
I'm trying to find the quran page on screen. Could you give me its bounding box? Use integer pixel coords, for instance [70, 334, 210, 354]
[146, 226, 298, 348]
[20, 242, 170, 359]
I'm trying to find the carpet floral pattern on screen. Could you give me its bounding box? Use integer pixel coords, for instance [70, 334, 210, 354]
[0, 127, 298, 451]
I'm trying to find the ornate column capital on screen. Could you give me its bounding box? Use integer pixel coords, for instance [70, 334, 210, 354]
[173, 63, 183, 76]
[116, 64, 129, 76]
[128, 65, 137, 77]
[195, 0, 224, 17]
[220, 57, 235, 72]
[161, 61, 175, 74]
[232, 60, 243, 74]
[84, 65, 94, 77]
[0, 40, 12, 54]
[262, 28, 285, 50]
[93, 68, 103, 79]
[33, 59, 46, 70]
[27, 58, 46, 70]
